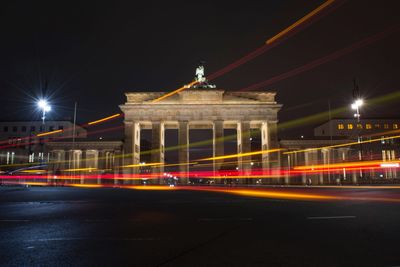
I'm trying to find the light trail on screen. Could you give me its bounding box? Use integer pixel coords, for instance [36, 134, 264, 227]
[240, 26, 400, 91]
[293, 160, 400, 171]
[36, 129, 63, 137]
[207, 0, 342, 81]
[87, 113, 121, 125]
[277, 91, 400, 131]
[19, 169, 47, 174]
[153, 0, 340, 102]
[151, 81, 198, 103]
[63, 167, 98, 172]
[2, 177, 400, 203]
[266, 0, 335, 45]
[0, 112, 123, 147]
[122, 162, 163, 168]
[284, 134, 400, 155]
[0, 125, 124, 168]
[199, 149, 282, 161]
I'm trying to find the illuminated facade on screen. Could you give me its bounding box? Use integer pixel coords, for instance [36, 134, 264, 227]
[120, 88, 282, 184]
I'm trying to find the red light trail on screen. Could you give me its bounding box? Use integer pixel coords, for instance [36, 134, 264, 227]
[239, 25, 400, 91]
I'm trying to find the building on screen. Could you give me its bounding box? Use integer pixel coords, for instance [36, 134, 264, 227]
[120, 88, 282, 184]
[281, 119, 400, 185]
[314, 118, 400, 137]
[0, 120, 87, 166]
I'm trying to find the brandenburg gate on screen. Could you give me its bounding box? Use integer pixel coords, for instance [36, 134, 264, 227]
[120, 68, 282, 184]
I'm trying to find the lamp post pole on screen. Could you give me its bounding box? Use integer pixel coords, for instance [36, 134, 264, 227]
[351, 98, 363, 181]
[37, 100, 51, 164]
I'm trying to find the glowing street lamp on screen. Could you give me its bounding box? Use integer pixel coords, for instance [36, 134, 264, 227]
[37, 99, 51, 124]
[351, 98, 363, 122]
[351, 98, 364, 180]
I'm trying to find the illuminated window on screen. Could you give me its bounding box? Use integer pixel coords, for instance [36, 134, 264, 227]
[338, 124, 344, 130]
[347, 124, 353, 130]
[357, 124, 363, 129]
[394, 124, 399, 129]
[366, 124, 372, 129]
[384, 124, 389, 129]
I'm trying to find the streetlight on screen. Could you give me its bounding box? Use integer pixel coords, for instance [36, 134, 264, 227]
[37, 99, 51, 164]
[37, 99, 51, 124]
[351, 98, 363, 122]
[351, 98, 364, 181]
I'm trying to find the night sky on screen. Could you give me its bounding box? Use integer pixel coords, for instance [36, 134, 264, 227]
[0, 0, 399, 138]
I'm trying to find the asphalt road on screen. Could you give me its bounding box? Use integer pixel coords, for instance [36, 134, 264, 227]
[1, 186, 400, 267]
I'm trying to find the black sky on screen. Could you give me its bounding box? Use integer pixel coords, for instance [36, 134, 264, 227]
[0, 0, 399, 138]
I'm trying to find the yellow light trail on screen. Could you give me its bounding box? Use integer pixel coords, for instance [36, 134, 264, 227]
[121, 162, 163, 168]
[266, 0, 335, 44]
[284, 134, 400, 155]
[87, 113, 121, 125]
[19, 169, 47, 173]
[293, 160, 400, 171]
[70, 184, 104, 188]
[63, 167, 98, 172]
[152, 81, 198, 103]
[125, 185, 177, 191]
[192, 159, 258, 168]
[36, 129, 63, 137]
[205, 174, 282, 179]
[204, 188, 400, 202]
[199, 148, 282, 161]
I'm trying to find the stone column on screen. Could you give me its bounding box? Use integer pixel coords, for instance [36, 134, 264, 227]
[124, 122, 140, 184]
[302, 151, 309, 185]
[269, 121, 280, 184]
[151, 121, 165, 184]
[98, 150, 106, 170]
[260, 121, 271, 184]
[123, 122, 133, 167]
[213, 120, 224, 183]
[178, 121, 189, 184]
[321, 148, 330, 185]
[284, 154, 291, 185]
[79, 150, 85, 184]
[113, 150, 121, 185]
[237, 121, 251, 183]
[261, 121, 270, 170]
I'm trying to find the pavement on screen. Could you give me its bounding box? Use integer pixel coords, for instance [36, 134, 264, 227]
[1, 186, 400, 266]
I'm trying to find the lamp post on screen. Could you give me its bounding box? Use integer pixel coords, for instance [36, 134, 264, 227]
[351, 98, 363, 181]
[37, 99, 51, 163]
[37, 99, 51, 125]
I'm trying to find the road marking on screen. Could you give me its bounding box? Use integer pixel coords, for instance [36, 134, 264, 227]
[307, 216, 356, 220]
[198, 218, 253, 222]
[0, 219, 30, 222]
